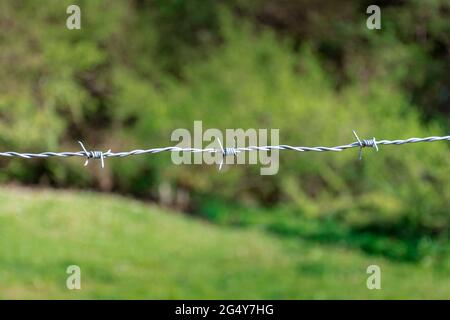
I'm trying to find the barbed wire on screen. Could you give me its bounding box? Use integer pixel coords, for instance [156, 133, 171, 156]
[0, 131, 448, 169]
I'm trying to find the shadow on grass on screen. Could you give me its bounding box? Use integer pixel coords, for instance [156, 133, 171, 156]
[197, 197, 450, 265]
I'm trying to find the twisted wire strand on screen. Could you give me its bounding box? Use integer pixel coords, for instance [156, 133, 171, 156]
[0, 134, 448, 167]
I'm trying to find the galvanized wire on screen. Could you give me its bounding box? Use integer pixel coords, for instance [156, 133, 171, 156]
[0, 131, 448, 169]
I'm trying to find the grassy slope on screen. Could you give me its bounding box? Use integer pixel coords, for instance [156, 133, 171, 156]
[0, 187, 448, 299]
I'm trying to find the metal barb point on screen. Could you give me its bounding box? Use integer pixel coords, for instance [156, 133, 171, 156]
[78, 141, 110, 169]
[352, 130, 378, 160]
[217, 138, 225, 170]
[216, 138, 237, 171]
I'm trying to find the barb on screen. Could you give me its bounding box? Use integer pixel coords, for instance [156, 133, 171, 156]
[216, 137, 238, 170]
[0, 132, 448, 170]
[352, 130, 378, 160]
[78, 141, 111, 168]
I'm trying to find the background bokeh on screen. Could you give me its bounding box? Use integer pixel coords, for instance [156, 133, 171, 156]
[0, 0, 449, 298]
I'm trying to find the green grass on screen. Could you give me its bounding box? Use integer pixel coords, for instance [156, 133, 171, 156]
[0, 187, 448, 299]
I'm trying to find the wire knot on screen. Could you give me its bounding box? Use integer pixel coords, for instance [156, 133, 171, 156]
[216, 138, 238, 170]
[78, 141, 111, 168]
[222, 147, 237, 157]
[352, 130, 378, 160]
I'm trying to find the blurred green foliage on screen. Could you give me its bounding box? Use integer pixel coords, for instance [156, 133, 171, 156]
[0, 1, 448, 261]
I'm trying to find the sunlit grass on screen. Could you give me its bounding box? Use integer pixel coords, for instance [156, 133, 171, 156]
[0, 187, 448, 299]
